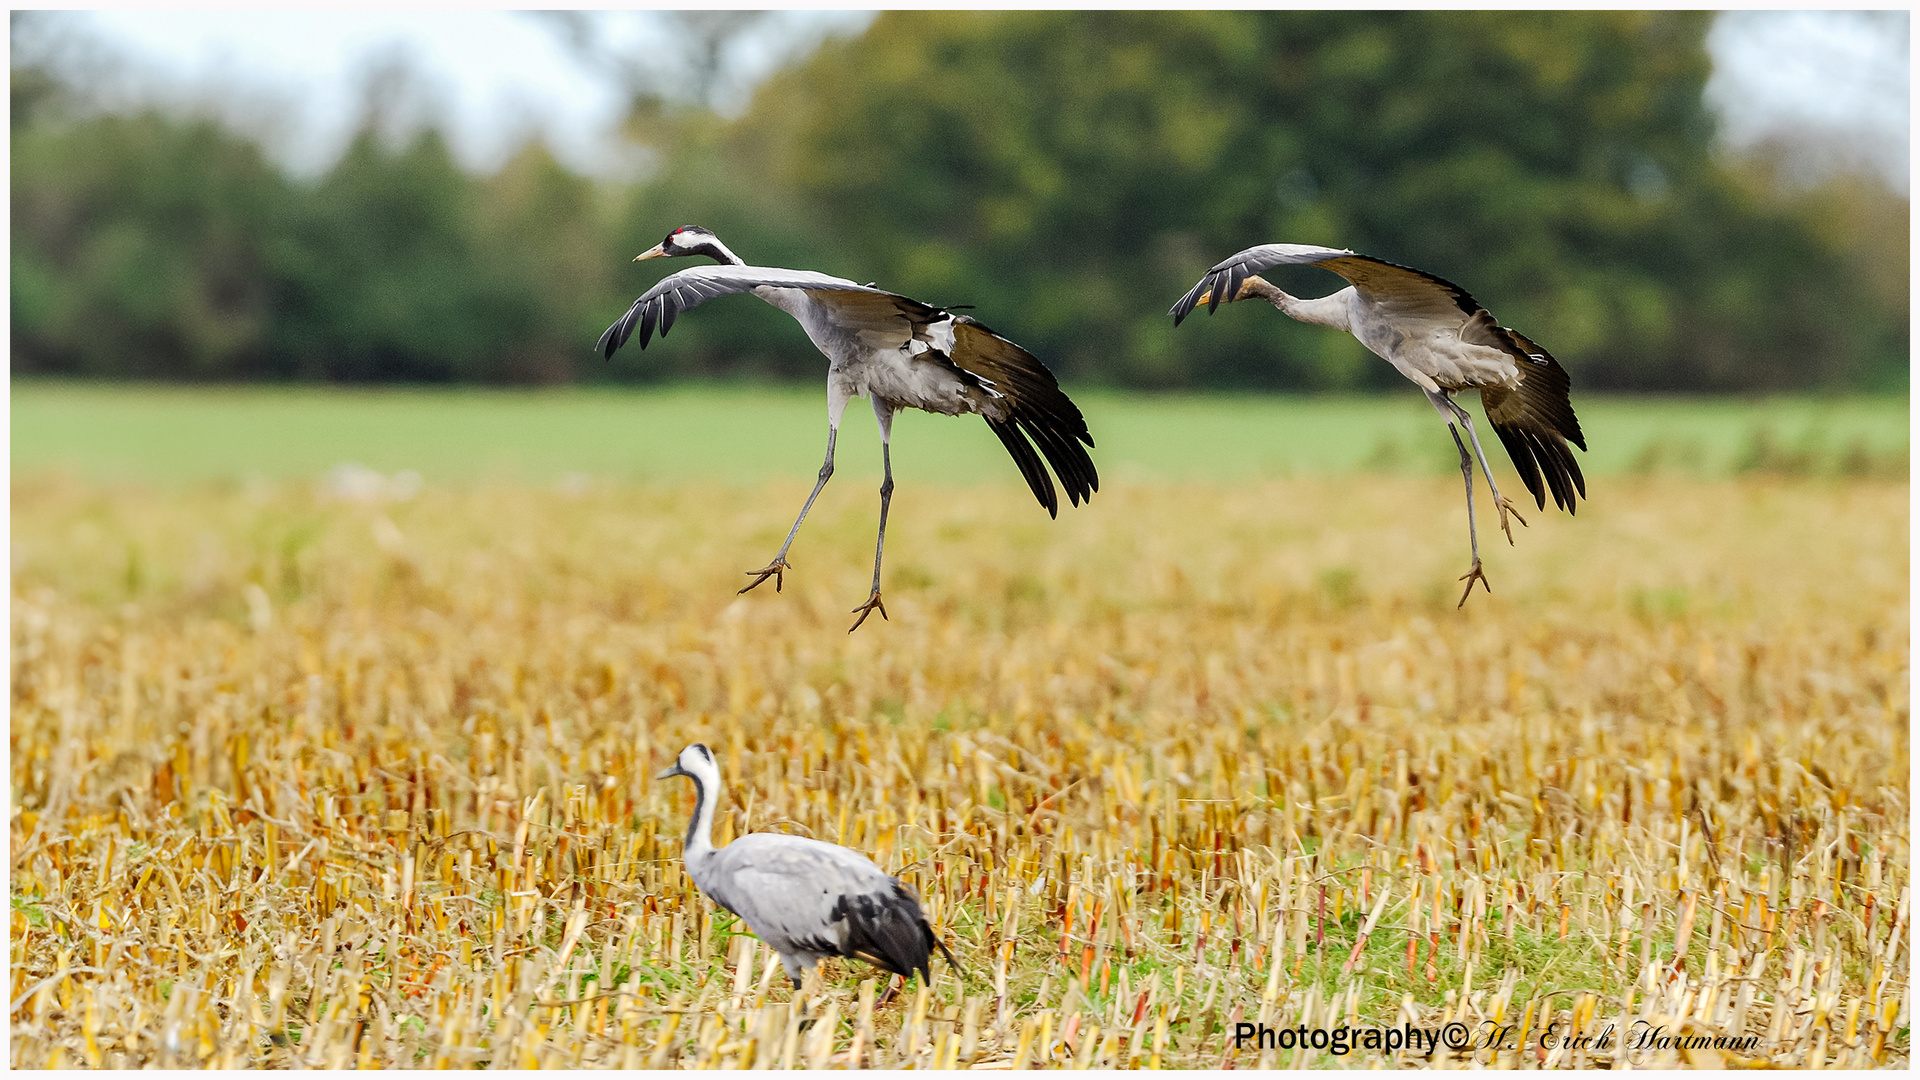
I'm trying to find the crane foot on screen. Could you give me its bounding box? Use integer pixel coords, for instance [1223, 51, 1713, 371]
[740, 557, 793, 594]
[1493, 496, 1529, 545]
[1457, 560, 1493, 608]
[848, 590, 889, 633]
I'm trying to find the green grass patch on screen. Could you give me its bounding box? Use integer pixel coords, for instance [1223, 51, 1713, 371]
[12, 381, 1907, 487]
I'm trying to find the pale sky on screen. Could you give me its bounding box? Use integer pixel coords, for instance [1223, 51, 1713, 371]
[19, 10, 1911, 190]
[23, 10, 875, 177]
[1705, 10, 1909, 187]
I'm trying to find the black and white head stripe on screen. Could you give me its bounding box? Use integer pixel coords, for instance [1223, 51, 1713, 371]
[659, 226, 726, 258]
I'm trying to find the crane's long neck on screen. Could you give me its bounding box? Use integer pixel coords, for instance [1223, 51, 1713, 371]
[1242, 277, 1353, 333]
[682, 773, 719, 863]
[698, 238, 747, 267]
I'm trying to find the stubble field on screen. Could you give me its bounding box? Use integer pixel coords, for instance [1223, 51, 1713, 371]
[9, 390, 1911, 1069]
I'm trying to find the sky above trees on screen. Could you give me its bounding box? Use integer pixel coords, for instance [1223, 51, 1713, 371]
[23, 10, 1911, 190]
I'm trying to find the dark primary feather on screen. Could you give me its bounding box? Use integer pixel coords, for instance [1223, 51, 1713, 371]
[987, 417, 1058, 516]
[949, 319, 1098, 516]
[597, 298, 642, 358]
[1478, 332, 1586, 513]
[833, 882, 955, 982]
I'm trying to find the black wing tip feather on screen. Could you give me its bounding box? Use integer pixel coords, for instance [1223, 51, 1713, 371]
[1019, 414, 1098, 508]
[598, 304, 634, 359]
[598, 299, 661, 359]
[1479, 343, 1586, 512]
[1492, 422, 1584, 515]
[1219, 266, 1245, 313]
[1491, 425, 1545, 511]
[1010, 392, 1099, 509]
[836, 885, 943, 984]
[951, 319, 1097, 512]
[1171, 269, 1226, 325]
[933, 935, 960, 975]
[989, 417, 1058, 517]
[1170, 283, 1194, 323]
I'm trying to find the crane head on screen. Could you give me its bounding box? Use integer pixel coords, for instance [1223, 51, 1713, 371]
[655, 742, 720, 785]
[635, 225, 736, 265]
[1193, 275, 1277, 309]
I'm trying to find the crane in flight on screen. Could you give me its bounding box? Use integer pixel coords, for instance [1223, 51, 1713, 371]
[1172, 244, 1586, 606]
[601, 226, 1097, 631]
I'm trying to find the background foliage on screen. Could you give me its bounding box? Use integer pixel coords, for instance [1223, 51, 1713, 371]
[10, 11, 1909, 391]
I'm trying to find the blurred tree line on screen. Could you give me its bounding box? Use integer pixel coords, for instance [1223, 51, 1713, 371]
[11, 11, 1909, 391]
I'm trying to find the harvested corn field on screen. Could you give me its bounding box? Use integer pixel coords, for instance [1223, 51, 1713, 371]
[9, 472, 1910, 1067]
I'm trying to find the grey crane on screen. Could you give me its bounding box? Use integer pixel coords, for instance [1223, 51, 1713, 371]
[1171, 244, 1586, 606]
[601, 226, 1097, 632]
[654, 742, 958, 990]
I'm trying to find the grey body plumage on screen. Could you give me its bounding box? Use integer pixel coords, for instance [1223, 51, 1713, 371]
[654, 743, 958, 985]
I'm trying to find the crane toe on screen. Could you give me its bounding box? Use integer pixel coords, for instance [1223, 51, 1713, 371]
[741, 557, 793, 594]
[848, 591, 888, 634]
[1456, 560, 1493, 608]
[1493, 496, 1529, 545]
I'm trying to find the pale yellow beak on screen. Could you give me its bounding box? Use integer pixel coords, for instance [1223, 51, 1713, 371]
[1197, 276, 1265, 307]
[634, 243, 668, 262]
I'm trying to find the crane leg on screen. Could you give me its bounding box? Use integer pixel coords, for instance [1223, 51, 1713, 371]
[848, 428, 893, 634]
[1447, 399, 1527, 544]
[742, 425, 837, 595]
[1449, 423, 1492, 608]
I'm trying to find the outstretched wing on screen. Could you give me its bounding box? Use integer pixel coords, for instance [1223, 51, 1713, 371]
[1306, 253, 1487, 327]
[1171, 243, 1492, 332]
[598, 264, 895, 358]
[948, 319, 1098, 517]
[1478, 332, 1587, 514]
[1170, 243, 1357, 325]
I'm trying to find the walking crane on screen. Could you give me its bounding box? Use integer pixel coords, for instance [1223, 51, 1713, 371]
[655, 743, 958, 992]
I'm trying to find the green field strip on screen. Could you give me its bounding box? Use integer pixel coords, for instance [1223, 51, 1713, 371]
[11, 382, 1908, 486]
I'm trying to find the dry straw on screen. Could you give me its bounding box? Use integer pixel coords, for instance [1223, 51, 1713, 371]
[9, 474, 1909, 1067]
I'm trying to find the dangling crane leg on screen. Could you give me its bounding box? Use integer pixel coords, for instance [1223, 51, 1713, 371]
[1446, 397, 1528, 543]
[743, 425, 837, 595]
[1448, 423, 1492, 608]
[849, 402, 896, 633]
